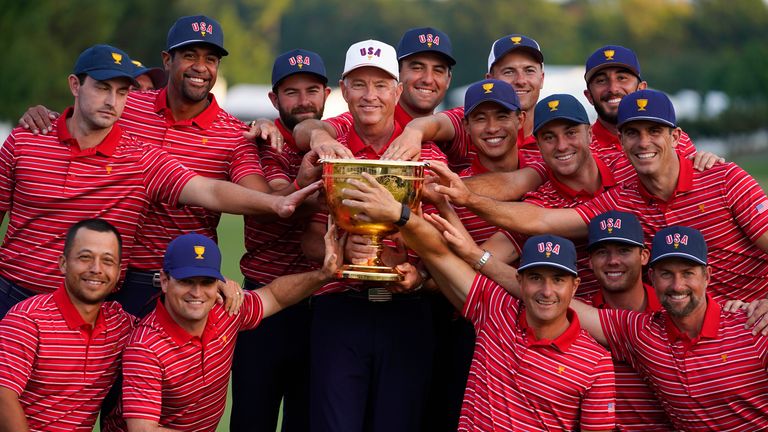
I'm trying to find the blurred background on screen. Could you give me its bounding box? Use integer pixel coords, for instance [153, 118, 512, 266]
[1, 1, 767, 429]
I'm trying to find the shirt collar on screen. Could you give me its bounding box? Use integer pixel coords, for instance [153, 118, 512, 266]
[394, 104, 414, 129]
[56, 106, 122, 157]
[519, 307, 581, 352]
[664, 293, 720, 347]
[591, 120, 622, 152]
[548, 154, 616, 201]
[154, 298, 219, 347]
[519, 129, 537, 150]
[52, 284, 106, 334]
[153, 87, 220, 129]
[591, 282, 662, 313]
[638, 155, 693, 202]
[346, 121, 405, 157]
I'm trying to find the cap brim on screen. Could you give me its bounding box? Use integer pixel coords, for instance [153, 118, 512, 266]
[587, 237, 645, 250]
[491, 46, 544, 71]
[87, 69, 138, 87]
[168, 40, 229, 56]
[585, 63, 641, 83]
[533, 115, 590, 135]
[273, 70, 328, 88]
[342, 63, 398, 80]
[518, 261, 578, 276]
[649, 252, 706, 266]
[465, 98, 519, 116]
[617, 116, 676, 129]
[398, 50, 456, 66]
[168, 266, 225, 282]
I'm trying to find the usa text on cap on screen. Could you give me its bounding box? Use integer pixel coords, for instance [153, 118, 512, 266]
[343, 40, 399, 80]
[650, 225, 707, 266]
[73, 44, 138, 87]
[487, 34, 543, 72]
[272, 49, 328, 88]
[617, 89, 676, 129]
[464, 79, 521, 116]
[167, 15, 228, 56]
[396, 27, 456, 66]
[533, 94, 590, 135]
[584, 45, 642, 83]
[518, 234, 578, 276]
[587, 210, 645, 250]
[163, 233, 225, 282]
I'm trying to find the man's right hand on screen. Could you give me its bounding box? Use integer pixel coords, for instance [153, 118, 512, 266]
[428, 161, 474, 207]
[380, 126, 423, 161]
[310, 129, 354, 160]
[19, 105, 58, 135]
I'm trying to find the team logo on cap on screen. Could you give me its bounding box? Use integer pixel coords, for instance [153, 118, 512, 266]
[636, 99, 648, 111]
[482, 83, 494, 93]
[360, 46, 382, 60]
[418, 33, 440, 48]
[599, 217, 622, 234]
[665, 233, 688, 249]
[538, 241, 561, 258]
[194, 245, 206, 259]
[510, 36, 522, 44]
[131, 60, 143, 67]
[603, 49, 615, 60]
[191, 21, 213, 37]
[111, 52, 123, 65]
[288, 54, 311, 69]
[548, 100, 559, 112]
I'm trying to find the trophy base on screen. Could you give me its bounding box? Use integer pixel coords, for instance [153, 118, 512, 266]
[336, 264, 403, 282]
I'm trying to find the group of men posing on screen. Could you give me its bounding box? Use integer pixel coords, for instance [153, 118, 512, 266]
[2, 12, 768, 432]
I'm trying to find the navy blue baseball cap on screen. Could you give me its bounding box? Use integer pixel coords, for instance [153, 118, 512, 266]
[167, 15, 228, 56]
[533, 94, 590, 135]
[617, 89, 676, 129]
[518, 234, 578, 276]
[131, 60, 168, 88]
[73, 44, 138, 86]
[650, 226, 707, 266]
[587, 210, 645, 250]
[396, 27, 456, 66]
[487, 34, 543, 72]
[163, 233, 225, 281]
[584, 45, 642, 83]
[464, 79, 521, 116]
[271, 49, 328, 88]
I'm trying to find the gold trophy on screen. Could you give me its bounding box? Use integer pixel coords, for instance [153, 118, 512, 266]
[322, 159, 428, 281]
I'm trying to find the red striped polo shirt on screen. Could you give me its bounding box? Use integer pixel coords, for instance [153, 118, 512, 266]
[313, 121, 448, 295]
[0, 286, 134, 431]
[442, 106, 547, 178]
[590, 120, 696, 158]
[241, 119, 314, 284]
[104, 291, 264, 431]
[118, 89, 264, 270]
[599, 294, 768, 431]
[574, 156, 768, 302]
[508, 151, 631, 299]
[0, 109, 196, 293]
[460, 274, 616, 431]
[589, 283, 672, 431]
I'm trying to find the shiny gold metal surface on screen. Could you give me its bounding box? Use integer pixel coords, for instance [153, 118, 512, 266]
[322, 159, 428, 281]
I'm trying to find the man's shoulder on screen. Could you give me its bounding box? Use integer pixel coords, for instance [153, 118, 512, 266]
[4, 293, 57, 320]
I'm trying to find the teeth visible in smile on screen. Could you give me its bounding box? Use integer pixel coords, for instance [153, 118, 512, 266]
[636, 152, 656, 159]
[189, 77, 205, 83]
[85, 280, 103, 285]
[669, 293, 688, 300]
[537, 299, 557, 305]
[415, 88, 433, 94]
[606, 272, 623, 277]
[556, 153, 575, 161]
[607, 97, 622, 104]
[187, 300, 204, 304]
[485, 137, 503, 144]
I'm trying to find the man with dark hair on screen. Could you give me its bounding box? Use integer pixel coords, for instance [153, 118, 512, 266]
[0, 218, 134, 431]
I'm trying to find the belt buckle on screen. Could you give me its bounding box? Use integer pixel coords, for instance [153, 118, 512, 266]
[152, 272, 161, 288]
[367, 287, 392, 302]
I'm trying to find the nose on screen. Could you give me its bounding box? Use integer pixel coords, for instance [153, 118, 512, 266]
[90, 258, 104, 274]
[420, 68, 435, 85]
[485, 116, 501, 133]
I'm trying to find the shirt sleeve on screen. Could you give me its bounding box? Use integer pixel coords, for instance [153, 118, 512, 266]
[579, 351, 616, 431]
[722, 163, 768, 241]
[140, 146, 198, 206]
[239, 291, 264, 330]
[0, 310, 38, 395]
[572, 186, 621, 224]
[676, 130, 697, 158]
[462, 273, 519, 330]
[258, 141, 292, 184]
[324, 112, 354, 139]
[0, 132, 18, 213]
[120, 342, 164, 422]
[228, 136, 265, 184]
[598, 308, 642, 364]
[440, 107, 474, 168]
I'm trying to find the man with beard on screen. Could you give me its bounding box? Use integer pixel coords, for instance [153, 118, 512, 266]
[18, 15, 306, 317]
[231, 49, 330, 432]
[570, 225, 768, 430]
[0, 219, 134, 431]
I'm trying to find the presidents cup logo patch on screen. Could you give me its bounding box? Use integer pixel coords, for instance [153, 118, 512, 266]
[603, 49, 615, 60]
[510, 36, 522, 44]
[111, 52, 123, 65]
[548, 100, 559, 112]
[482, 83, 494, 93]
[636, 98, 648, 111]
[194, 245, 206, 259]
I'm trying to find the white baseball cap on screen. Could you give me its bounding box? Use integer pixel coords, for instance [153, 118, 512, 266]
[342, 39, 399, 81]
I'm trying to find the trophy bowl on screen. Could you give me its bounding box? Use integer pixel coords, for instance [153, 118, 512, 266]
[322, 159, 428, 281]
